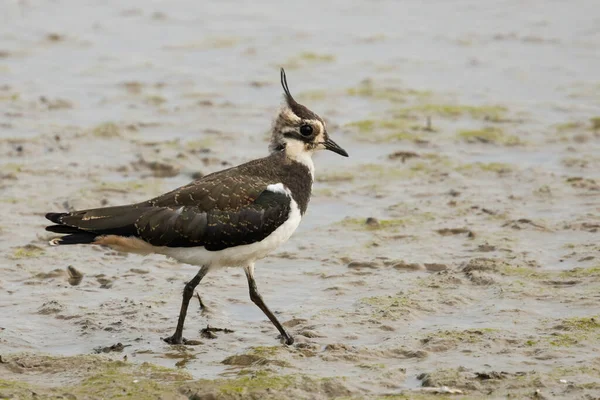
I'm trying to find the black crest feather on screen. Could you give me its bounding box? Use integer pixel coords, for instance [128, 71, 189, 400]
[280, 68, 294, 102]
[279, 68, 321, 121]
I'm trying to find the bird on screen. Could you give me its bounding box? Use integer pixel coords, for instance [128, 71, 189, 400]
[44, 68, 348, 346]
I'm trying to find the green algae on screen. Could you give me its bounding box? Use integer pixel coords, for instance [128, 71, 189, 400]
[400, 103, 508, 121]
[166, 36, 241, 50]
[0, 355, 192, 400]
[220, 346, 291, 368]
[411, 364, 600, 399]
[360, 163, 416, 179]
[554, 121, 586, 132]
[346, 119, 377, 133]
[557, 316, 600, 332]
[374, 395, 473, 400]
[552, 365, 600, 379]
[338, 217, 406, 231]
[560, 266, 600, 278]
[77, 366, 184, 399]
[336, 209, 437, 233]
[317, 163, 419, 184]
[138, 361, 193, 381]
[313, 187, 335, 197]
[424, 328, 499, 345]
[357, 363, 386, 370]
[316, 170, 355, 183]
[0, 378, 31, 390]
[297, 52, 335, 62]
[248, 346, 281, 357]
[457, 127, 522, 145]
[0, 379, 37, 400]
[0, 92, 21, 102]
[478, 162, 513, 172]
[217, 372, 295, 395]
[298, 89, 328, 101]
[92, 122, 120, 138]
[548, 334, 579, 347]
[358, 294, 424, 320]
[528, 316, 600, 348]
[500, 265, 550, 280]
[185, 137, 216, 150]
[203, 37, 240, 49]
[1, 162, 24, 173]
[344, 118, 426, 143]
[283, 52, 336, 69]
[418, 367, 463, 388]
[10, 244, 45, 259]
[382, 131, 422, 142]
[182, 371, 351, 399]
[346, 80, 431, 103]
[360, 294, 412, 307]
[346, 118, 411, 133]
[457, 162, 514, 174]
[144, 95, 167, 106]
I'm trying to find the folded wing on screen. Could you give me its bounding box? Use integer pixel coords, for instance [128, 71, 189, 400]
[46, 183, 292, 251]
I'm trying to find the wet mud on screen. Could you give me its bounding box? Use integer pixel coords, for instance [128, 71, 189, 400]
[1, 0, 600, 399]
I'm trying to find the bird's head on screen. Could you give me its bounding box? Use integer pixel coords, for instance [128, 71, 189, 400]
[269, 68, 348, 160]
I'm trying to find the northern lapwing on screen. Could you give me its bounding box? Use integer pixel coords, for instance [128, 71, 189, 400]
[44, 69, 348, 345]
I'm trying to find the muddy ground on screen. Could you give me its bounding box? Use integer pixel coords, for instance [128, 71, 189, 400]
[1, 1, 600, 399]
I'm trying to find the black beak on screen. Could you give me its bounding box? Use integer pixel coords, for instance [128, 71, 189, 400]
[323, 138, 349, 157]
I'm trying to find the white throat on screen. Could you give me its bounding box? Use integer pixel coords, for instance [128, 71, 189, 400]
[284, 140, 315, 180]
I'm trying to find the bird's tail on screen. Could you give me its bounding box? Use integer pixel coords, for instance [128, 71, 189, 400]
[49, 233, 97, 246]
[44, 205, 145, 246]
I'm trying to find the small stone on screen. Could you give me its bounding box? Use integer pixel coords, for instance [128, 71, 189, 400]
[347, 261, 379, 269]
[190, 171, 204, 179]
[388, 151, 419, 162]
[392, 261, 424, 271]
[424, 263, 448, 272]
[365, 217, 379, 227]
[129, 268, 149, 274]
[477, 244, 496, 252]
[67, 265, 83, 286]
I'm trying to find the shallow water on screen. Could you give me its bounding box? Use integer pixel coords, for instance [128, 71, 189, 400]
[1, 0, 600, 398]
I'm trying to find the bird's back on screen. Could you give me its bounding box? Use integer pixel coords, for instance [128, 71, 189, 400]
[45, 151, 313, 256]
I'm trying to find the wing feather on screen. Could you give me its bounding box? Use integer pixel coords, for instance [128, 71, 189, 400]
[46, 186, 292, 252]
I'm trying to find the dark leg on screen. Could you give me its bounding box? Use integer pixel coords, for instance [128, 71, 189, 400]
[244, 264, 294, 345]
[163, 265, 210, 345]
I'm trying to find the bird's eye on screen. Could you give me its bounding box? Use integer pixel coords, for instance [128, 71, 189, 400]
[299, 124, 313, 136]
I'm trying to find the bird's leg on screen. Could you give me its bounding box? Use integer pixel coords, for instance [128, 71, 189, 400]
[244, 264, 294, 345]
[163, 265, 210, 345]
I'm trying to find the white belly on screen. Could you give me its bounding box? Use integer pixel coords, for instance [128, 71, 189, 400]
[159, 194, 302, 268]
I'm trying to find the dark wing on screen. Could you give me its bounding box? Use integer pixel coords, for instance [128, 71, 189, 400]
[136, 188, 291, 250]
[145, 170, 270, 211]
[46, 187, 292, 251]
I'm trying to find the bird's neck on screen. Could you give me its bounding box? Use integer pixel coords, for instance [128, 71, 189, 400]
[281, 141, 315, 181]
[265, 149, 314, 215]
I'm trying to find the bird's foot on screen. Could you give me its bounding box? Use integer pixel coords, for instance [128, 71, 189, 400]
[163, 334, 185, 345]
[163, 335, 203, 346]
[281, 334, 294, 346]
